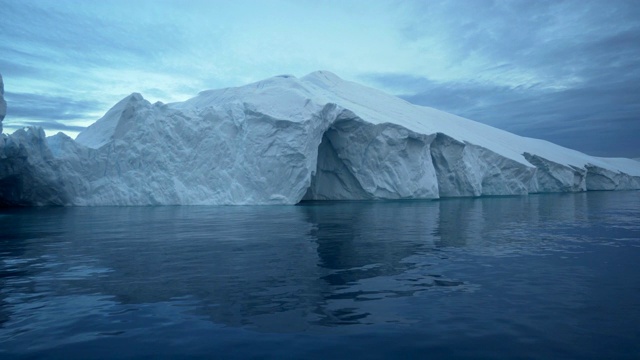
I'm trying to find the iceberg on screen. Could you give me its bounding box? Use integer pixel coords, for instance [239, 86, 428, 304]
[0, 74, 6, 134]
[1, 71, 639, 206]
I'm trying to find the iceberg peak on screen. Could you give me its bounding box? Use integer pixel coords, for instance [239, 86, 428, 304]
[75, 92, 151, 149]
[126, 92, 144, 101]
[302, 70, 344, 86]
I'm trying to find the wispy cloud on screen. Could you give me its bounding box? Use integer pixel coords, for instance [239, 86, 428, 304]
[362, 0, 640, 157]
[7, 121, 87, 133]
[4, 92, 103, 122]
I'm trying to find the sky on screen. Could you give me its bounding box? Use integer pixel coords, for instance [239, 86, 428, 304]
[1, 0, 639, 157]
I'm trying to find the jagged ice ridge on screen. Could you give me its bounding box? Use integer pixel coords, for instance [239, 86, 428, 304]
[1, 71, 639, 206]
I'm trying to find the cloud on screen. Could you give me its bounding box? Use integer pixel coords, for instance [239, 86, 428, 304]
[0, 57, 45, 78]
[0, 0, 638, 157]
[0, 0, 204, 103]
[4, 121, 86, 133]
[3, 92, 103, 123]
[364, 71, 640, 157]
[0, 1, 189, 70]
[361, 0, 640, 157]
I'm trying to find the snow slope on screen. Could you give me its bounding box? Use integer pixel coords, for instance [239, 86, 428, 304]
[1, 71, 639, 206]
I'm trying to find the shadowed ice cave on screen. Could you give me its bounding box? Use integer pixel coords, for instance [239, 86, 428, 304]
[300, 118, 538, 203]
[302, 118, 437, 201]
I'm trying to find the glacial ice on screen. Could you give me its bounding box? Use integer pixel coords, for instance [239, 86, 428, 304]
[1, 71, 639, 206]
[0, 127, 68, 206]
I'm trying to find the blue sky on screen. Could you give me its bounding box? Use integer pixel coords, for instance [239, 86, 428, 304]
[1, 0, 639, 157]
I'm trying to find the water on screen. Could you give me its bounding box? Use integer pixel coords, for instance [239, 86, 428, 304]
[1, 192, 639, 359]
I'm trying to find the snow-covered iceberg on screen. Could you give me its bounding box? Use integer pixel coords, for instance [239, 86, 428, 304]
[1, 71, 639, 206]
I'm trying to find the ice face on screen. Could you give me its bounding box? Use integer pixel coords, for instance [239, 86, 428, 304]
[0, 128, 68, 206]
[1, 71, 639, 206]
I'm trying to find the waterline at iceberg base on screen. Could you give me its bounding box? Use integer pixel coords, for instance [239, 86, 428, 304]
[1, 71, 639, 206]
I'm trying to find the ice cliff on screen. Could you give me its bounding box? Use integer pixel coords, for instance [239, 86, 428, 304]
[1, 71, 639, 206]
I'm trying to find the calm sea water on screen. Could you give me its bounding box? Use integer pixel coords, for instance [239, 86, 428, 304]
[1, 192, 639, 359]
